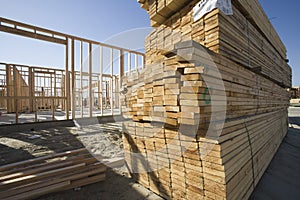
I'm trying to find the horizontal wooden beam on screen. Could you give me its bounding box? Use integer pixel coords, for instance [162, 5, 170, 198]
[33, 70, 56, 74]
[0, 17, 67, 39]
[0, 17, 145, 56]
[0, 62, 65, 72]
[0, 96, 67, 100]
[0, 25, 67, 45]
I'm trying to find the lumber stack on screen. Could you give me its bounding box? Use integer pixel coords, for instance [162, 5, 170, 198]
[142, 0, 292, 88]
[121, 0, 291, 199]
[122, 110, 288, 199]
[121, 40, 290, 199]
[122, 41, 290, 124]
[0, 148, 107, 200]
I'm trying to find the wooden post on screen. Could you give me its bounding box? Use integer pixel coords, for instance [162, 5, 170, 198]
[115, 76, 119, 110]
[50, 73, 53, 110]
[34, 97, 37, 122]
[13, 65, 18, 124]
[52, 98, 55, 121]
[71, 39, 75, 120]
[61, 74, 65, 111]
[128, 52, 131, 74]
[80, 41, 83, 118]
[97, 77, 101, 110]
[120, 50, 125, 77]
[54, 71, 57, 112]
[110, 48, 114, 116]
[65, 39, 70, 120]
[89, 43, 93, 117]
[33, 69, 36, 116]
[141, 55, 146, 69]
[42, 73, 45, 108]
[119, 50, 124, 114]
[6, 64, 11, 113]
[100, 46, 103, 116]
[142, 55, 145, 69]
[135, 53, 138, 70]
[28, 67, 34, 112]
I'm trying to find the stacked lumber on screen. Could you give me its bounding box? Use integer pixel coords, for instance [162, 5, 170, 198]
[123, 109, 288, 199]
[235, 0, 286, 56]
[0, 148, 107, 200]
[122, 0, 291, 199]
[212, 5, 291, 88]
[122, 41, 290, 124]
[142, 0, 292, 88]
[137, 0, 189, 27]
[121, 40, 290, 199]
[140, 0, 286, 58]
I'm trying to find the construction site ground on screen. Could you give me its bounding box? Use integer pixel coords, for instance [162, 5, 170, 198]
[0, 108, 299, 200]
[0, 121, 163, 200]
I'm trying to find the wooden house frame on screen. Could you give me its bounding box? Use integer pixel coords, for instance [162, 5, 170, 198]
[0, 17, 145, 123]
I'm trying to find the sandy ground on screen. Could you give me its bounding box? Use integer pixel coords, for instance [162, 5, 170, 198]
[0, 123, 125, 166]
[0, 122, 163, 200]
[0, 126, 83, 165]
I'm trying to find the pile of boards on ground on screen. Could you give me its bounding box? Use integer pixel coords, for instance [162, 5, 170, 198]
[0, 148, 107, 200]
[121, 0, 291, 199]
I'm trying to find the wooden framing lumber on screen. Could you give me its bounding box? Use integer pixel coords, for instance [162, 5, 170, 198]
[141, 0, 291, 88]
[0, 17, 145, 122]
[121, 38, 290, 199]
[0, 148, 107, 200]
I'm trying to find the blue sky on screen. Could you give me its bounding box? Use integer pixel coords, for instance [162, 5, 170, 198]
[0, 0, 299, 86]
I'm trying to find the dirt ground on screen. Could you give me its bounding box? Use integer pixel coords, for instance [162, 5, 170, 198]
[38, 169, 162, 200]
[0, 122, 163, 200]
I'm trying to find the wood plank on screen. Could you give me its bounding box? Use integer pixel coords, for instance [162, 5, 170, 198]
[3, 181, 70, 200]
[0, 148, 88, 172]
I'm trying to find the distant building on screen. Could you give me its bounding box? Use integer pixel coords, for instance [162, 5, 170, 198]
[290, 86, 300, 99]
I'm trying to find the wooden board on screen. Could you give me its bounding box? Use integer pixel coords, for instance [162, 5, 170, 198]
[0, 148, 107, 200]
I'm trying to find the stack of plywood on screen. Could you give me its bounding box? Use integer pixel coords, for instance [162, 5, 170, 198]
[0, 148, 106, 200]
[142, 0, 292, 88]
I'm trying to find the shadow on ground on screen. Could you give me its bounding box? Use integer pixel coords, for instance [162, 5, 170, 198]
[0, 122, 164, 200]
[0, 126, 84, 165]
[37, 169, 162, 200]
[250, 124, 300, 200]
[289, 117, 300, 127]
